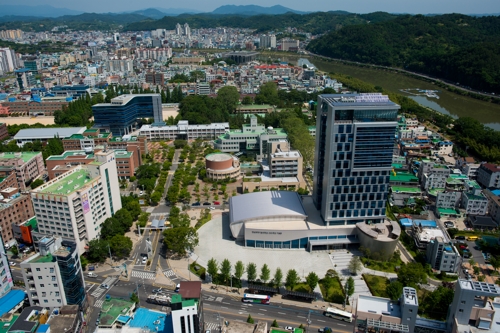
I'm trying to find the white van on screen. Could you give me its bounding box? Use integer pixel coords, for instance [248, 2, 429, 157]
[87, 272, 98, 278]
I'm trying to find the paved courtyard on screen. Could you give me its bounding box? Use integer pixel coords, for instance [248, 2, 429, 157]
[192, 214, 333, 282]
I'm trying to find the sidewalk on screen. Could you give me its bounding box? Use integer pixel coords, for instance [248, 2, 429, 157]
[168, 255, 353, 313]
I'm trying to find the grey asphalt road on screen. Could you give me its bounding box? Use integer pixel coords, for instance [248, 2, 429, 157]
[202, 290, 353, 333]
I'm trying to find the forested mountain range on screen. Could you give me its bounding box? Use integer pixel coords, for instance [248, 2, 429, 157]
[124, 11, 397, 34]
[306, 14, 500, 94]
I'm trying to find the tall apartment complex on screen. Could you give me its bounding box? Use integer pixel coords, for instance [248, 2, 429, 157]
[30, 150, 122, 254]
[260, 35, 277, 48]
[21, 236, 86, 307]
[313, 93, 399, 225]
[92, 94, 164, 135]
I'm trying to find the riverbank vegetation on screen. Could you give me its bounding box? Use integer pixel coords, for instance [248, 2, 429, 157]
[307, 14, 500, 95]
[329, 72, 500, 163]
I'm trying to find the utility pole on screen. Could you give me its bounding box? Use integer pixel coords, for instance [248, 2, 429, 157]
[307, 310, 312, 332]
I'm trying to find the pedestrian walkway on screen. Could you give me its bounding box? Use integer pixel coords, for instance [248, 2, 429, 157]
[131, 270, 156, 280]
[328, 250, 371, 309]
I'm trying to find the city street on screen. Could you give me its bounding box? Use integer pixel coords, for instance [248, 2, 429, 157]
[201, 290, 353, 333]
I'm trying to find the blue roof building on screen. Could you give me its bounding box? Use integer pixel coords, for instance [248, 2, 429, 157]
[0, 290, 26, 317]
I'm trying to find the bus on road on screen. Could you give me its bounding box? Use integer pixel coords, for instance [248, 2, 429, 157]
[242, 294, 271, 304]
[324, 307, 353, 322]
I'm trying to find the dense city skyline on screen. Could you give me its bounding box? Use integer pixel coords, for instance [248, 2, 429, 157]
[0, 0, 499, 15]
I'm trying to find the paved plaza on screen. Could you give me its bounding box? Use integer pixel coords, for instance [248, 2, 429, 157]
[193, 214, 334, 281]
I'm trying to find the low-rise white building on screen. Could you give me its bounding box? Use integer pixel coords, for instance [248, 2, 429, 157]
[461, 189, 488, 216]
[434, 141, 453, 156]
[436, 191, 461, 209]
[139, 121, 229, 141]
[477, 163, 500, 188]
[426, 237, 460, 273]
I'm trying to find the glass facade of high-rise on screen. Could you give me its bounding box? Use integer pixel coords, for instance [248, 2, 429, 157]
[313, 93, 399, 225]
[92, 94, 163, 136]
[54, 241, 85, 307]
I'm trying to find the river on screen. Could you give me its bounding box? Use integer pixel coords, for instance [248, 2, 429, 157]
[300, 57, 500, 130]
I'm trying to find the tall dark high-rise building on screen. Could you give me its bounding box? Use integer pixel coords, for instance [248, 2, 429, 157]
[313, 93, 399, 225]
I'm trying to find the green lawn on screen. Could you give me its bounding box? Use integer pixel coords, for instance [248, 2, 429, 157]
[361, 257, 403, 273]
[430, 272, 458, 282]
[293, 282, 313, 293]
[189, 261, 206, 280]
[319, 277, 345, 304]
[454, 230, 500, 238]
[363, 274, 390, 298]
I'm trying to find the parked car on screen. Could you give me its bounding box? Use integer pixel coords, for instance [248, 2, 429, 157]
[284, 327, 294, 331]
[88, 265, 95, 271]
[192, 202, 201, 206]
[175, 284, 180, 292]
[456, 236, 466, 240]
[213, 201, 220, 205]
[209, 206, 215, 210]
[203, 202, 211, 206]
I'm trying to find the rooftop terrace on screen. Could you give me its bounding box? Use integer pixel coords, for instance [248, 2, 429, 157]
[390, 172, 419, 183]
[0, 315, 19, 333]
[36, 168, 94, 195]
[0, 152, 40, 163]
[46, 151, 94, 160]
[99, 298, 135, 327]
[391, 186, 421, 194]
[358, 294, 401, 317]
[31, 253, 54, 263]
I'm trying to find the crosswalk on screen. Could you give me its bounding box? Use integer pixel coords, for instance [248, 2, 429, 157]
[204, 322, 219, 331]
[204, 295, 224, 302]
[163, 269, 175, 278]
[90, 277, 117, 298]
[94, 299, 105, 308]
[131, 270, 156, 280]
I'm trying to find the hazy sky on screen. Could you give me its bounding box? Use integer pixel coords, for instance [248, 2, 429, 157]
[2, 0, 500, 14]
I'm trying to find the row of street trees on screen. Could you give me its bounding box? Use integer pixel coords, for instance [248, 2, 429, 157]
[206, 258, 320, 292]
[86, 195, 142, 262]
